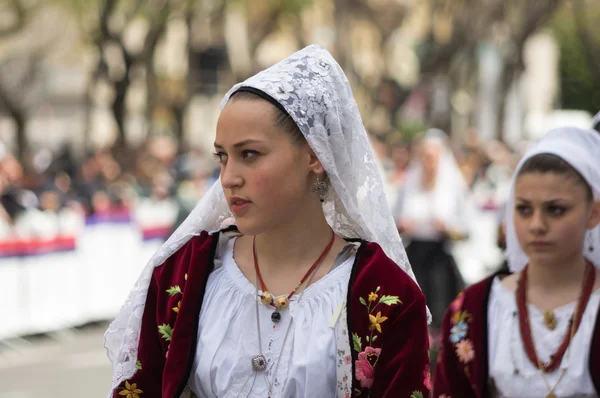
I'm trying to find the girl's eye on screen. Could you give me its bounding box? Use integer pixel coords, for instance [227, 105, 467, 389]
[242, 150, 259, 160]
[212, 152, 227, 164]
[516, 204, 532, 216]
[548, 205, 566, 216]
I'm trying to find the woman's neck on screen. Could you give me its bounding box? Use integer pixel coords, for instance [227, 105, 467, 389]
[527, 255, 587, 293]
[254, 208, 335, 275]
[421, 171, 436, 191]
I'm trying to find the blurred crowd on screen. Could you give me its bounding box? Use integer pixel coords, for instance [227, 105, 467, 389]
[0, 128, 528, 245]
[0, 136, 216, 241]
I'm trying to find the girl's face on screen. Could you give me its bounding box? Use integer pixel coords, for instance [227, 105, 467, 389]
[513, 172, 600, 266]
[214, 98, 320, 235]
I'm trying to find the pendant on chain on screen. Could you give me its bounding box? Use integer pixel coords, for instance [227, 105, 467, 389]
[251, 354, 267, 372]
[543, 310, 557, 330]
[271, 310, 281, 323]
[546, 393, 556, 398]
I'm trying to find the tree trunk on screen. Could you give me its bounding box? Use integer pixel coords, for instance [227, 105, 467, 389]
[111, 78, 129, 150]
[14, 112, 26, 162]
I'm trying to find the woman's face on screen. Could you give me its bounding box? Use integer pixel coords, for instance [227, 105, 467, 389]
[420, 141, 441, 176]
[513, 172, 600, 266]
[214, 98, 318, 235]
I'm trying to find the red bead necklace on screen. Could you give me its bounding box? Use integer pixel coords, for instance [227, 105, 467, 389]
[253, 229, 335, 323]
[516, 260, 596, 373]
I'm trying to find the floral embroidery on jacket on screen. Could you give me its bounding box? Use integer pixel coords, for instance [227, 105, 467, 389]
[423, 364, 432, 390]
[119, 380, 143, 398]
[447, 292, 475, 378]
[352, 286, 401, 396]
[158, 283, 186, 358]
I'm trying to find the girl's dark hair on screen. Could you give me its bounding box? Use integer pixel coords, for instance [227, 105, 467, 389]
[229, 90, 305, 145]
[517, 153, 593, 201]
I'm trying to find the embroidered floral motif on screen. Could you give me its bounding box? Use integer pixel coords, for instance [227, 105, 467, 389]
[158, 324, 173, 341]
[166, 285, 182, 296]
[161, 281, 184, 356]
[355, 346, 381, 388]
[119, 380, 143, 398]
[353, 286, 401, 396]
[448, 292, 475, 369]
[450, 292, 464, 312]
[135, 360, 142, 370]
[368, 312, 387, 333]
[423, 364, 431, 390]
[337, 305, 352, 398]
[410, 392, 424, 398]
[455, 339, 475, 363]
[172, 301, 181, 313]
[449, 320, 468, 343]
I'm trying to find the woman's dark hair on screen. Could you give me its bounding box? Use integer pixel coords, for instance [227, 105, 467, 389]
[229, 89, 305, 145]
[517, 153, 593, 201]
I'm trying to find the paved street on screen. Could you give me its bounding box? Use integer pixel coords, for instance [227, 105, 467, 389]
[0, 323, 112, 398]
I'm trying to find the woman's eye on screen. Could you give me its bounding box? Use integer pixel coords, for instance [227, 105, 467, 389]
[212, 152, 227, 164]
[242, 150, 259, 160]
[516, 204, 532, 216]
[548, 205, 566, 216]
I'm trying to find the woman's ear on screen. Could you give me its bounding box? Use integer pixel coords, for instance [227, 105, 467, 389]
[586, 200, 600, 230]
[306, 146, 324, 175]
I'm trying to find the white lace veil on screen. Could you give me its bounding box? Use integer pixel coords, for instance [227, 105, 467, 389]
[504, 127, 600, 272]
[104, 44, 427, 393]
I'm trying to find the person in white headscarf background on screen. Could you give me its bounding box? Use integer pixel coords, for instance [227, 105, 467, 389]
[434, 126, 600, 398]
[393, 129, 469, 331]
[105, 45, 431, 398]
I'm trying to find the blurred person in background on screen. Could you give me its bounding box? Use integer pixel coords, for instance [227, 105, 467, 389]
[434, 127, 600, 397]
[388, 138, 411, 188]
[105, 45, 431, 398]
[394, 128, 468, 334]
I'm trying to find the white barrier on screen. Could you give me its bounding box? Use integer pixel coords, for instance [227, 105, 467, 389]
[0, 221, 166, 341]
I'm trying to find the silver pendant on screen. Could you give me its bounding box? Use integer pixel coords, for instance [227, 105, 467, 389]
[251, 354, 267, 372]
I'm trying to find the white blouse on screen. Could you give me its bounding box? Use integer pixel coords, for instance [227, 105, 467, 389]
[488, 277, 600, 398]
[189, 235, 356, 398]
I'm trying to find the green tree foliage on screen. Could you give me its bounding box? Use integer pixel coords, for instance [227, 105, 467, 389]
[550, 1, 600, 114]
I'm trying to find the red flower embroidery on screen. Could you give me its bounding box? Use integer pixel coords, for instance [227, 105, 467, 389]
[355, 346, 381, 388]
[423, 364, 431, 390]
[450, 293, 464, 312]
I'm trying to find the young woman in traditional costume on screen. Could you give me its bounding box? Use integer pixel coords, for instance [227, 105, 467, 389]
[433, 126, 600, 397]
[105, 45, 431, 398]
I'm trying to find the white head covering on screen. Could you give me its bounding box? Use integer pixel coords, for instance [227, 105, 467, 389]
[104, 44, 427, 393]
[504, 126, 600, 272]
[592, 110, 600, 131]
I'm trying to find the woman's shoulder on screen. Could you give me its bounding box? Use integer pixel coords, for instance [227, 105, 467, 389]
[151, 229, 226, 284]
[446, 271, 510, 316]
[352, 241, 424, 303]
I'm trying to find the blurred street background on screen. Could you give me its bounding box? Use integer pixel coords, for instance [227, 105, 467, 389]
[0, 0, 599, 396]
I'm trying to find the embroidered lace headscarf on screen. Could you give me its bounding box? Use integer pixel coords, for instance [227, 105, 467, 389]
[104, 44, 428, 393]
[504, 127, 600, 272]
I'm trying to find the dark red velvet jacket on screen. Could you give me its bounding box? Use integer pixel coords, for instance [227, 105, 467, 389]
[111, 230, 431, 398]
[433, 272, 600, 397]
